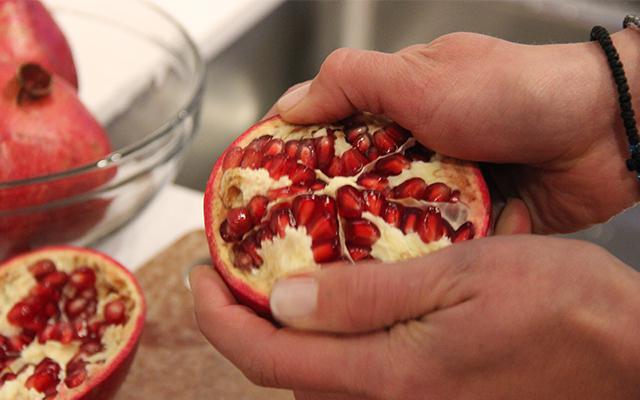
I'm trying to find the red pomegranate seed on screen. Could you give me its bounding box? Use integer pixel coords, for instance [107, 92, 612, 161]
[255, 226, 274, 244]
[292, 195, 317, 226]
[362, 190, 385, 216]
[307, 214, 338, 242]
[270, 207, 296, 237]
[337, 185, 364, 218]
[240, 148, 263, 169]
[354, 133, 372, 153]
[8, 298, 42, 326]
[247, 135, 272, 152]
[372, 129, 397, 154]
[28, 259, 56, 280]
[297, 139, 317, 169]
[417, 211, 445, 243]
[357, 173, 388, 191]
[69, 267, 96, 290]
[344, 219, 381, 247]
[38, 325, 58, 343]
[9, 333, 33, 351]
[105, 299, 127, 325]
[222, 146, 244, 170]
[366, 147, 380, 161]
[27, 358, 60, 393]
[450, 190, 461, 203]
[233, 249, 257, 271]
[452, 222, 475, 243]
[312, 239, 341, 263]
[317, 195, 337, 218]
[405, 144, 433, 161]
[226, 207, 253, 236]
[88, 321, 108, 340]
[264, 138, 284, 156]
[346, 126, 367, 144]
[342, 148, 367, 176]
[424, 182, 452, 202]
[384, 125, 410, 144]
[284, 140, 300, 158]
[58, 322, 76, 344]
[290, 164, 316, 185]
[42, 271, 68, 289]
[219, 220, 241, 242]
[382, 202, 402, 227]
[348, 246, 371, 261]
[79, 287, 97, 300]
[315, 135, 335, 168]
[263, 153, 289, 179]
[324, 156, 343, 177]
[64, 360, 87, 388]
[247, 196, 269, 223]
[44, 302, 59, 318]
[310, 180, 327, 191]
[401, 207, 421, 234]
[375, 154, 410, 176]
[241, 235, 263, 265]
[65, 297, 88, 319]
[30, 284, 56, 301]
[393, 177, 427, 199]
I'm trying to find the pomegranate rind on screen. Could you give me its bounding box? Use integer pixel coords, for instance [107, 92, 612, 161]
[205, 116, 491, 317]
[0, 246, 146, 400]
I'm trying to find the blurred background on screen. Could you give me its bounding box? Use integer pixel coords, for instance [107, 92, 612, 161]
[167, 0, 638, 266]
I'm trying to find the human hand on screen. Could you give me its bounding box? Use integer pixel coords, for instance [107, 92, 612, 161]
[191, 236, 640, 400]
[191, 235, 640, 399]
[268, 31, 640, 234]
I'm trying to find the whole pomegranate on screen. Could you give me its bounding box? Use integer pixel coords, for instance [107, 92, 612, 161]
[205, 114, 491, 316]
[0, 246, 145, 399]
[0, 0, 78, 88]
[0, 62, 113, 259]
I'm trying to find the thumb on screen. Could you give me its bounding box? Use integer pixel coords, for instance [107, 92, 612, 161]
[269, 240, 478, 333]
[275, 47, 428, 126]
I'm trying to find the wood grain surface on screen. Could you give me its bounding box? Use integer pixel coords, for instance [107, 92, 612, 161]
[114, 230, 293, 399]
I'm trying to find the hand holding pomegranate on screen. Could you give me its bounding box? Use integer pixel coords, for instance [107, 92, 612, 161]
[191, 235, 640, 399]
[193, 29, 640, 399]
[272, 30, 640, 234]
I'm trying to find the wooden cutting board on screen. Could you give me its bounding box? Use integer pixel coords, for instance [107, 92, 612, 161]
[115, 230, 293, 399]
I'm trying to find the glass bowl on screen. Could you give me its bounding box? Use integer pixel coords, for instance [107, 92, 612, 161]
[0, 0, 205, 260]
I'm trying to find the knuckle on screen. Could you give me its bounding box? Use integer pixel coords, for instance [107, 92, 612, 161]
[320, 47, 354, 77]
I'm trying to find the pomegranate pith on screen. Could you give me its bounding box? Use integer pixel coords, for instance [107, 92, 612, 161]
[205, 114, 491, 316]
[0, 247, 145, 399]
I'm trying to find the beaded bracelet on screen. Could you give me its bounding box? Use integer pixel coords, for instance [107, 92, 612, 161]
[590, 21, 640, 179]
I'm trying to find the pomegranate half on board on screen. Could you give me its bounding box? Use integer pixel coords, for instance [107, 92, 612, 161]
[205, 114, 491, 316]
[0, 247, 145, 399]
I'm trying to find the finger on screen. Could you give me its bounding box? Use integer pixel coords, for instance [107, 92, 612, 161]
[495, 198, 532, 235]
[275, 47, 427, 126]
[190, 265, 390, 396]
[295, 390, 367, 400]
[270, 241, 479, 333]
[262, 80, 312, 121]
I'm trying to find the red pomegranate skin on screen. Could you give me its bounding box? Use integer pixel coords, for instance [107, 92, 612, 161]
[0, 0, 78, 88]
[0, 62, 113, 260]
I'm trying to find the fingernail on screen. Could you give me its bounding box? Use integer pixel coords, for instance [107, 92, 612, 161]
[276, 82, 310, 113]
[270, 276, 318, 319]
[187, 265, 208, 292]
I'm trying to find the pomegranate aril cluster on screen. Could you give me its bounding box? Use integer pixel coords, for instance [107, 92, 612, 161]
[220, 118, 476, 271]
[0, 259, 128, 396]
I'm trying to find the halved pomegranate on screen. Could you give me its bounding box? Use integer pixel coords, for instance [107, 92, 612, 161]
[205, 114, 491, 316]
[0, 247, 145, 399]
